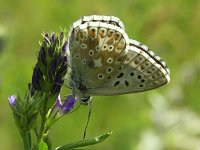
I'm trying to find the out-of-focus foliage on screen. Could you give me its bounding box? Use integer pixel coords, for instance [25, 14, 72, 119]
[0, 0, 199, 149]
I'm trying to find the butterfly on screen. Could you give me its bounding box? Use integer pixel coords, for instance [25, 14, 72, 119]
[67, 15, 170, 104]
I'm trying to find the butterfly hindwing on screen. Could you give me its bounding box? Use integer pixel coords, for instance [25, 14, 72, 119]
[87, 39, 170, 95]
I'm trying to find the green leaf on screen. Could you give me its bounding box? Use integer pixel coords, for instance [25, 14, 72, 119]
[38, 140, 48, 150]
[56, 132, 112, 150]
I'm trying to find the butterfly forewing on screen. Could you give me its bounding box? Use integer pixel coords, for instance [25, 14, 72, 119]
[69, 19, 129, 98]
[68, 15, 170, 99]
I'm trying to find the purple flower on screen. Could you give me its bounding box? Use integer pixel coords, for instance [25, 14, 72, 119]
[8, 95, 16, 107]
[50, 75, 63, 96]
[46, 95, 76, 128]
[50, 61, 56, 76]
[51, 33, 55, 43]
[52, 95, 76, 116]
[52, 94, 62, 114]
[39, 47, 46, 65]
[62, 41, 68, 53]
[61, 95, 76, 113]
[32, 64, 41, 90]
[63, 56, 68, 64]
[48, 47, 54, 57]
[56, 52, 62, 66]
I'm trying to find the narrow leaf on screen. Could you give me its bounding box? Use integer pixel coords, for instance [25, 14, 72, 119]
[56, 132, 112, 150]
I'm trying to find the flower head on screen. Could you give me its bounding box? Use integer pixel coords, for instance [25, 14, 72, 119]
[29, 31, 68, 108]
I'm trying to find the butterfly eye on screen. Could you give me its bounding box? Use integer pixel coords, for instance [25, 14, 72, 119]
[114, 32, 121, 40]
[75, 53, 79, 59]
[108, 45, 114, 51]
[99, 28, 107, 38]
[81, 43, 87, 49]
[97, 73, 104, 80]
[106, 67, 113, 74]
[89, 27, 97, 38]
[108, 30, 115, 37]
[82, 59, 86, 64]
[88, 50, 94, 56]
[106, 57, 114, 64]
[102, 44, 108, 50]
[95, 45, 100, 51]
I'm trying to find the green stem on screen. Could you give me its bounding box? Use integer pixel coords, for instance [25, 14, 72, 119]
[38, 96, 48, 143]
[38, 108, 51, 148]
[22, 131, 31, 150]
[38, 113, 46, 142]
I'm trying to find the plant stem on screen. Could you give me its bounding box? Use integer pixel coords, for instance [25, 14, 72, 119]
[38, 113, 46, 142]
[22, 131, 31, 150]
[38, 96, 48, 143]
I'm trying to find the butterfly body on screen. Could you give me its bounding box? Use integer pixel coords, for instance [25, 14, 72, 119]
[68, 15, 170, 104]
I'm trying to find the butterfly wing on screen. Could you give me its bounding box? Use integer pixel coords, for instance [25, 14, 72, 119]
[68, 15, 170, 98]
[68, 17, 130, 98]
[87, 39, 170, 95]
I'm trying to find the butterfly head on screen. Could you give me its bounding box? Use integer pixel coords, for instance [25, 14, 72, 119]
[79, 96, 92, 105]
[72, 87, 92, 105]
[70, 74, 92, 105]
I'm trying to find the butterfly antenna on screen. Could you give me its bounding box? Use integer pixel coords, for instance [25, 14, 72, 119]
[83, 101, 92, 139]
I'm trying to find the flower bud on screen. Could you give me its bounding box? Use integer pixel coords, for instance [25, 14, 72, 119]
[8, 95, 16, 108]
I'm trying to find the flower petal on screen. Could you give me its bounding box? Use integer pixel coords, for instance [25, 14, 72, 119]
[51, 94, 62, 114]
[32, 64, 41, 90]
[62, 41, 68, 52]
[61, 95, 76, 113]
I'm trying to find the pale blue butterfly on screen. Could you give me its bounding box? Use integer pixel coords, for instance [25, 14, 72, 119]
[67, 15, 170, 104]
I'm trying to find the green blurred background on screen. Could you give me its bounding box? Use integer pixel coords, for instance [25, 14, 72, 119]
[1, 0, 200, 149]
